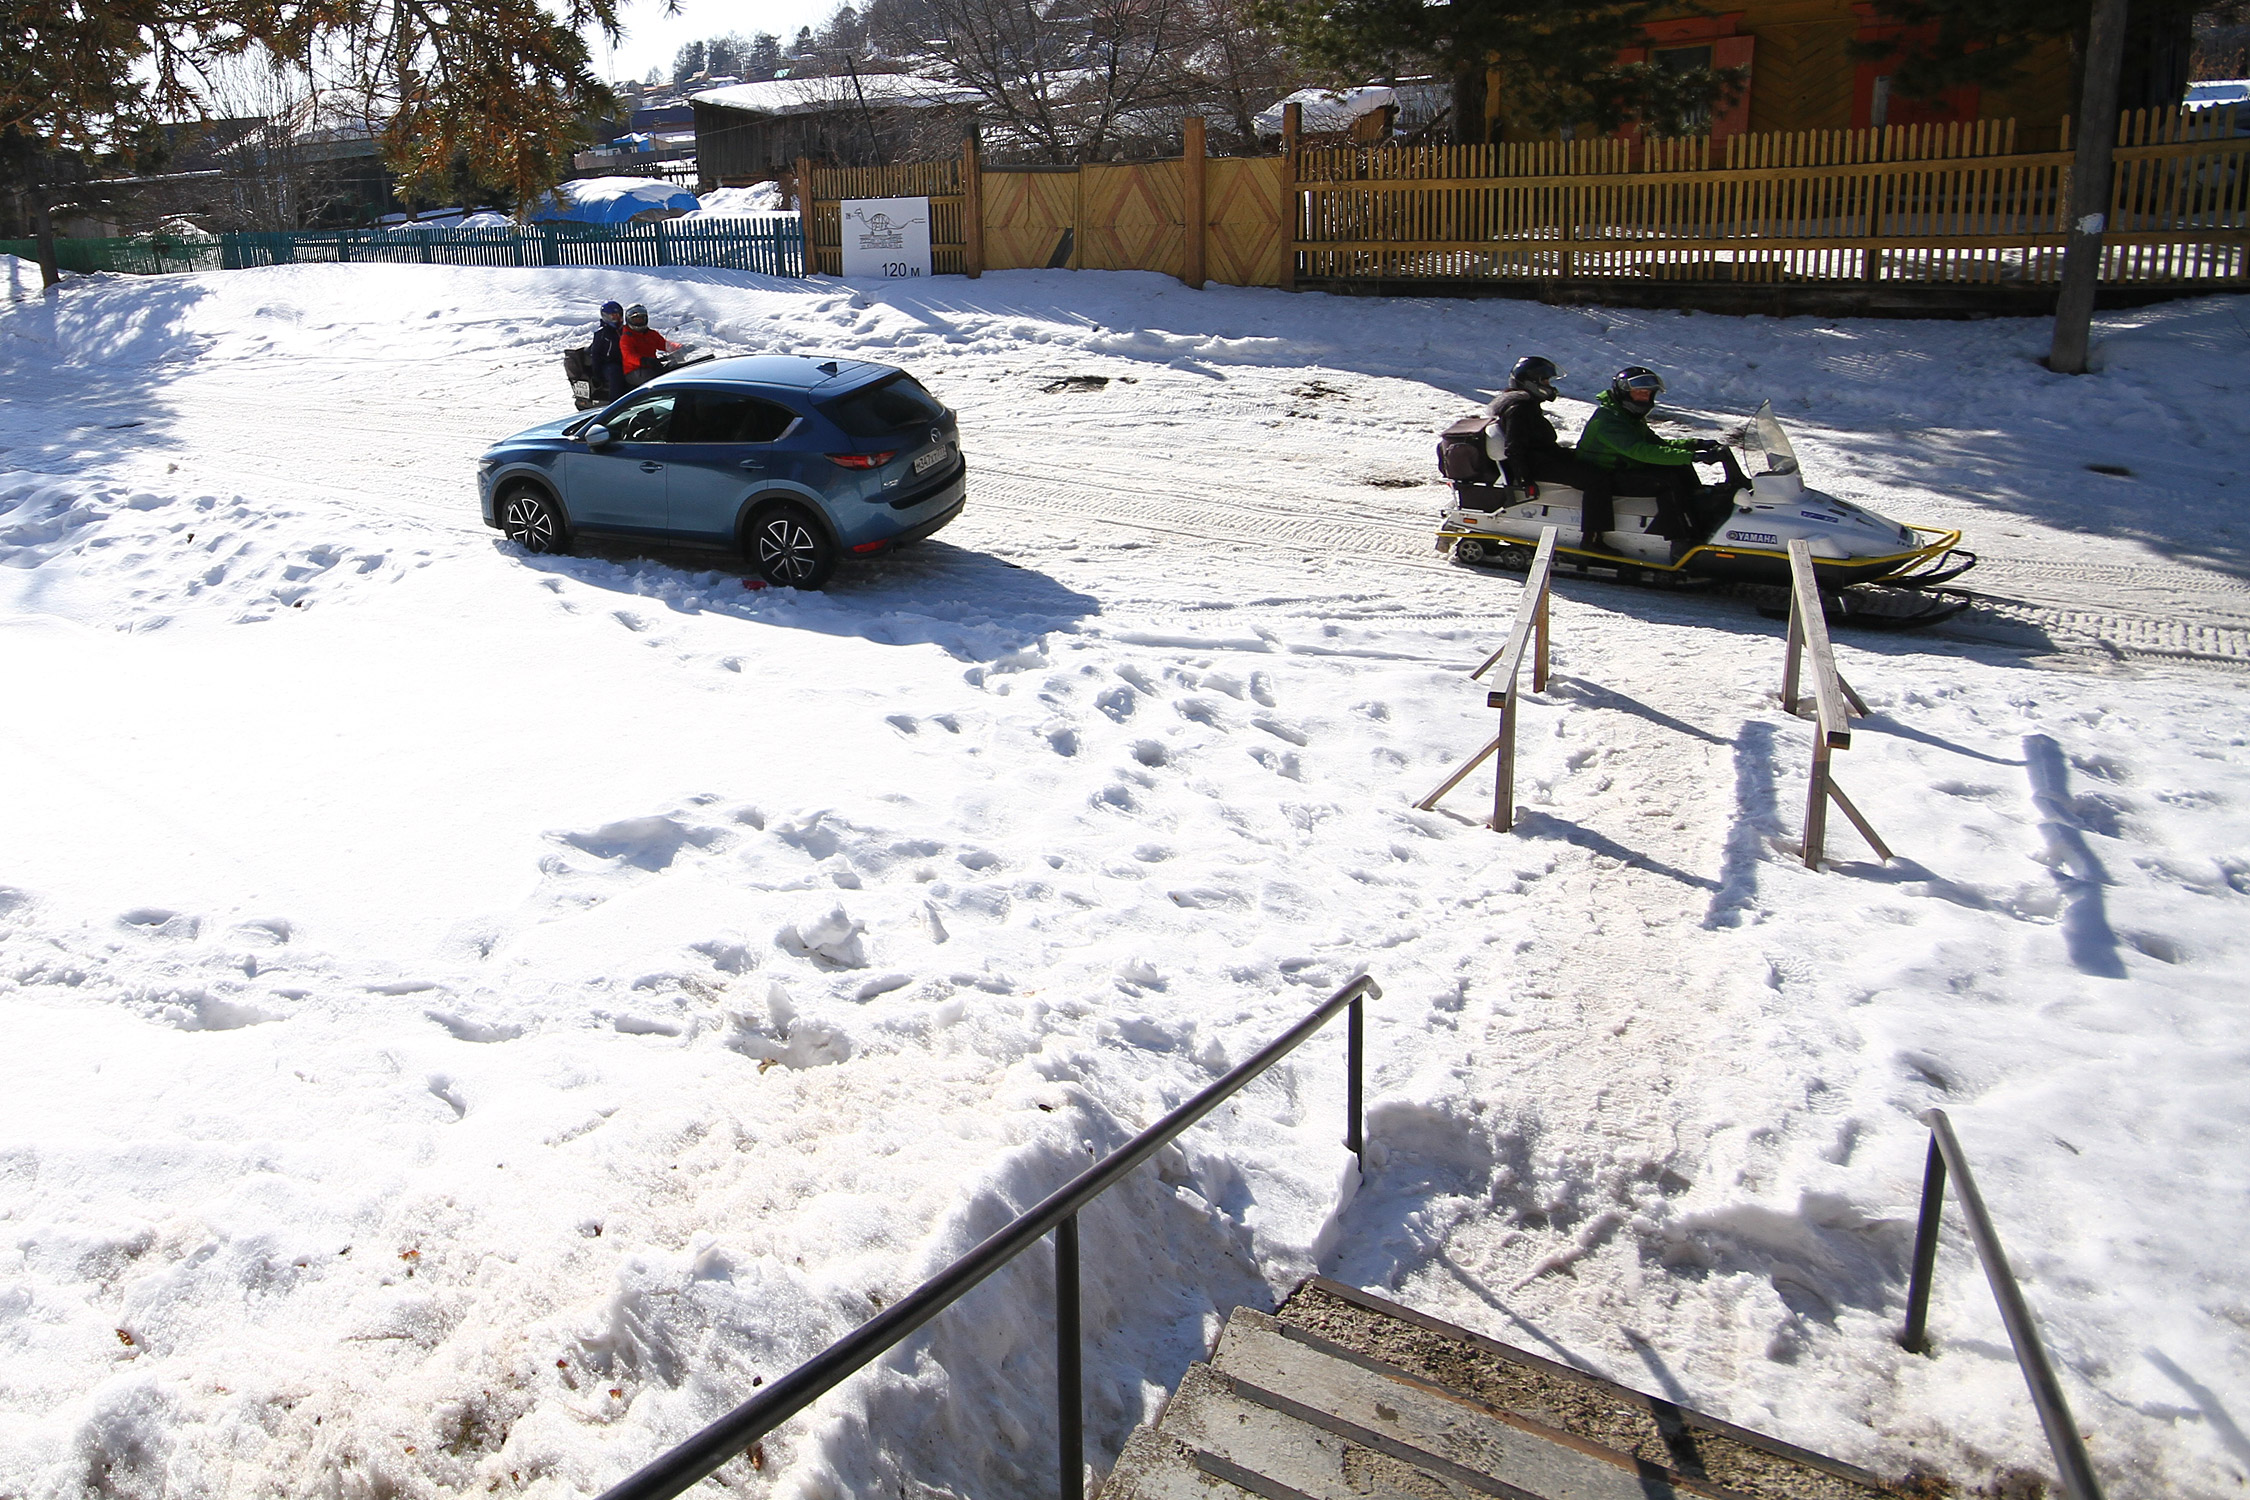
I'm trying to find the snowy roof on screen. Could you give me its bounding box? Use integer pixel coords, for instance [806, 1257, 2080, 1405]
[1254, 86, 1397, 135]
[524, 176, 700, 225]
[690, 74, 971, 118]
[2185, 79, 2250, 106]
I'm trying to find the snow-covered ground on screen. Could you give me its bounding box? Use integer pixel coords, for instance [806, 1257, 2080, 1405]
[1, 263, 2245, 1500]
[684, 183, 791, 219]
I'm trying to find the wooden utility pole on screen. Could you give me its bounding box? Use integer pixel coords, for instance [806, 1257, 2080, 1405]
[2048, 0, 2131, 374]
[1280, 102, 1301, 292]
[1181, 115, 1206, 289]
[962, 132, 984, 278]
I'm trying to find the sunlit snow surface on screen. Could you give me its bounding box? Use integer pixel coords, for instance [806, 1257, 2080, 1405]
[2, 262, 2246, 1499]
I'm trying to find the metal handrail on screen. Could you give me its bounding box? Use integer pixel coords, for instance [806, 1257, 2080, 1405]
[598, 974, 1381, 1500]
[1899, 1109, 2105, 1500]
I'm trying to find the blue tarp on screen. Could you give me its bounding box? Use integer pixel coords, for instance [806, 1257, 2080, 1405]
[525, 177, 701, 226]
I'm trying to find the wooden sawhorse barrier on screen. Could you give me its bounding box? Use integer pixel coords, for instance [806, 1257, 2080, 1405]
[1414, 531, 1895, 871]
[1415, 527, 1557, 831]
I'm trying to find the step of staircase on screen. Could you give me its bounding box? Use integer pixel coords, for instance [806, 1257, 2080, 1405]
[1100, 1278, 1897, 1500]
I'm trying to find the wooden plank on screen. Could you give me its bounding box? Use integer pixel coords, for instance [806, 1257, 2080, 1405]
[1470, 528, 1559, 687]
[1787, 539, 1851, 750]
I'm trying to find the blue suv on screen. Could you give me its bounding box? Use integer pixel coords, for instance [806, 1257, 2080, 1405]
[477, 355, 966, 588]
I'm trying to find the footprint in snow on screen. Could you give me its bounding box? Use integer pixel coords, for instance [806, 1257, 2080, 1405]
[119, 908, 200, 941]
[557, 815, 723, 871]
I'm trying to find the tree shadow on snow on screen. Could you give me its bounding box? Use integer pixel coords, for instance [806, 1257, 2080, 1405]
[511, 535, 1100, 663]
[0, 278, 216, 476]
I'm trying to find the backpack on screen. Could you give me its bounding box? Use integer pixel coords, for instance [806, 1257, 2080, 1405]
[1436, 416, 1500, 484]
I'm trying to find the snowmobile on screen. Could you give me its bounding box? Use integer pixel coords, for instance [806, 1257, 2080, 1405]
[1433, 401, 1976, 626]
[561, 344, 715, 410]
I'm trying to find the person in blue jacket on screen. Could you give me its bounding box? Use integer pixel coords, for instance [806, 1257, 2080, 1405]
[589, 301, 626, 402]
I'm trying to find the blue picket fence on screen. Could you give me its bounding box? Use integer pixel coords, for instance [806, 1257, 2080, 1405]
[216, 217, 804, 277]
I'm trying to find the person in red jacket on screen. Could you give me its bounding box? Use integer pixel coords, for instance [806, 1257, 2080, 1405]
[619, 303, 680, 388]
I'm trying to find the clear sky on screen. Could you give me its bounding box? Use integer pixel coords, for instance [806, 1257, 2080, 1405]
[590, 0, 845, 85]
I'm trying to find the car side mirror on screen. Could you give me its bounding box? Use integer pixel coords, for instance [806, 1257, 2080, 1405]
[584, 424, 614, 449]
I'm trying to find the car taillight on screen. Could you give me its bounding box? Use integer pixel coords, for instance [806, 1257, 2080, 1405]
[851, 539, 891, 554]
[826, 452, 896, 469]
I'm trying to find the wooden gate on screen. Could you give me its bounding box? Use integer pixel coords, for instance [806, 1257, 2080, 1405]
[1079, 162, 1186, 278]
[983, 168, 1081, 271]
[1206, 158, 1287, 287]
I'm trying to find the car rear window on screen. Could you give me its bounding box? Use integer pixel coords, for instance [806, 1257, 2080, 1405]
[818, 374, 945, 437]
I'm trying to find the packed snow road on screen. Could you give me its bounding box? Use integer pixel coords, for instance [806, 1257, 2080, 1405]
[2, 263, 2246, 1500]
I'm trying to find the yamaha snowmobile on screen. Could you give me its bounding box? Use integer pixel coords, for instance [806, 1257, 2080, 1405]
[561, 344, 715, 410]
[1434, 401, 1975, 626]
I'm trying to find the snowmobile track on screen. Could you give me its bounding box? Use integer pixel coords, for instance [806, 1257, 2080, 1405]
[977, 467, 2250, 670]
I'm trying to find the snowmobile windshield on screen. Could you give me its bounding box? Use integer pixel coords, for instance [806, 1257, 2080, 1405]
[1749, 401, 1800, 476]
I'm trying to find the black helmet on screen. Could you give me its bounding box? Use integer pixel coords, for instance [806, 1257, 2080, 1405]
[1509, 355, 1562, 402]
[1610, 365, 1665, 413]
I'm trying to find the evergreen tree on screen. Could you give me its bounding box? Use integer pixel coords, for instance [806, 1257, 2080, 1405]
[1251, 0, 1738, 143]
[674, 39, 710, 83]
[748, 32, 785, 74]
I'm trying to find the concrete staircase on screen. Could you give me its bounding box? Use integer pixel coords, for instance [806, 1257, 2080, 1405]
[1101, 1278, 1897, 1500]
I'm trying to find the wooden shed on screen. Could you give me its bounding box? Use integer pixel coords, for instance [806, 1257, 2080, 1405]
[692, 75, 976, 189]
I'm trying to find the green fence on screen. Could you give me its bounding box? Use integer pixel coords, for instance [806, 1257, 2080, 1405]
[0, 234, 225, 275]
[217, 218, 804, 276]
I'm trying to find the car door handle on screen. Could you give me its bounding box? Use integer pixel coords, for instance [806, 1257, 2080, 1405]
[640, 461, 663, 473]
[738, 459, 763, 471]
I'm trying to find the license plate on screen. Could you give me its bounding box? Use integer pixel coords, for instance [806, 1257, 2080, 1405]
[913, 447, 946, 475]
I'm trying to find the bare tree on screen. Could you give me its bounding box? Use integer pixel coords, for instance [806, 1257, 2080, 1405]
[866, 0, 1297, 161]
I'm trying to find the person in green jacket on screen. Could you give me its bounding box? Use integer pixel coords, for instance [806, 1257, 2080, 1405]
[1576, 366, 1724, 547]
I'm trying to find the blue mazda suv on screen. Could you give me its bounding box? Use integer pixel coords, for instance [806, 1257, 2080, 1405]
[477, 354, 966, 588]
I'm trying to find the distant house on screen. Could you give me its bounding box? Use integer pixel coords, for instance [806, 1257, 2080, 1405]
[1487, 2, 2073, 147]
[691, 74, 975, 188]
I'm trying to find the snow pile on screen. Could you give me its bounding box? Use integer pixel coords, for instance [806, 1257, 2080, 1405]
[684, 182, 792, 219]
[1255, 86, 1397, 135]
[0, 263, 2246, 1500]
[526, 178, 700, 226]
[2, 252, 43, 299]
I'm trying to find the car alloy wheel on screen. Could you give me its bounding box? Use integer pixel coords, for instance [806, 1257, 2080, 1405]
[751, 506, 836, 589]
[502, 491, 565, 554]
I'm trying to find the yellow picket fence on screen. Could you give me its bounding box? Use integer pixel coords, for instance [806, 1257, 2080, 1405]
[802, 108, 2250, 293]
[1294, 109, 2249, 287]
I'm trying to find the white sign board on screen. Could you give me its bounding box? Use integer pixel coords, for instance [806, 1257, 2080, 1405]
[839, 197, 933, 280]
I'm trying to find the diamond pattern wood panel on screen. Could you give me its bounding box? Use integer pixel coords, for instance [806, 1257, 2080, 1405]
[982, 170, 1079, 270]
[1205, 158, 1287, 287]
[1079, 162, 1185, 278]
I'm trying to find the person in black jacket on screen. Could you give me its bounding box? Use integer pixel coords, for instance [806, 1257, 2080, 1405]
[588, 301, 626, 402]
[1482, 357, 1616, 551]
